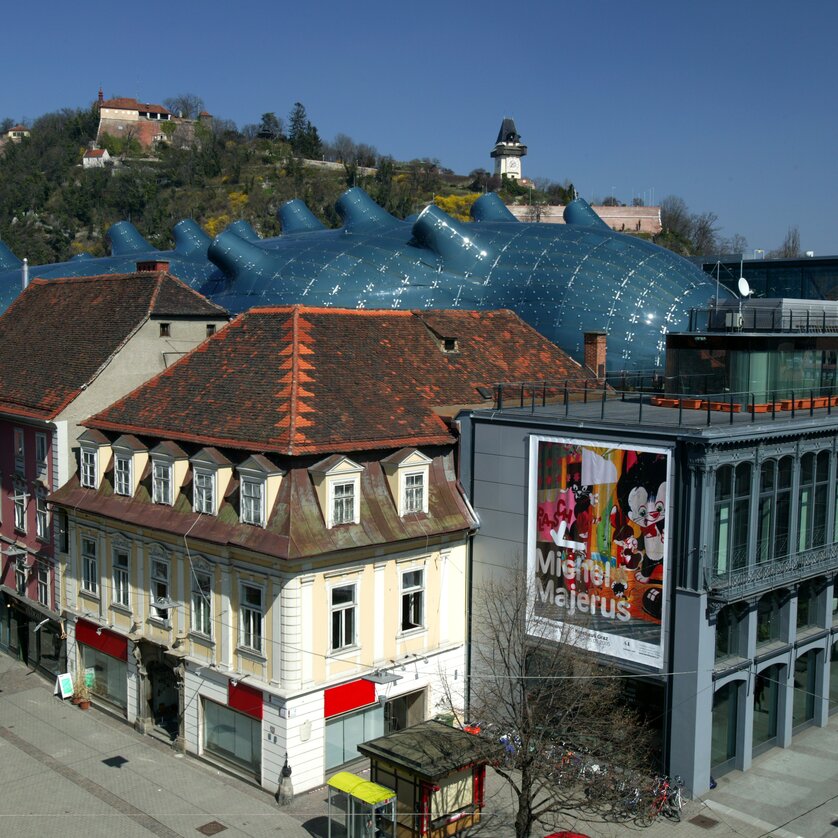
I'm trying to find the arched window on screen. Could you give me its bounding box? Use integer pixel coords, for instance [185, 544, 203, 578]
[798, 451, 830, 550]
[756, 457, 792, 563]
[714, 462, 752, 575]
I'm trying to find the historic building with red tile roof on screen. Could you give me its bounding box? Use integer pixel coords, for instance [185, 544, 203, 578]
[0, 269, 228, 679]
[49, 305, 593, 795]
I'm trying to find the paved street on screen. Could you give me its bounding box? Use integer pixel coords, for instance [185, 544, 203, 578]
[1, 650, 836, 837]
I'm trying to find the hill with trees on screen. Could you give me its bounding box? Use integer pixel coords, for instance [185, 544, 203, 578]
[0, 97, 759, 266]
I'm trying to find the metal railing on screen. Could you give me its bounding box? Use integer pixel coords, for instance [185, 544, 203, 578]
[688, 305, 838, 333]
[709, 536, 838, 601]
[490, 381, 838, 427]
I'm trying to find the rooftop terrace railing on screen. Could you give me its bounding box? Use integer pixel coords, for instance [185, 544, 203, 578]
[490, 379, 838, 428]
[688, 305, 838, 333]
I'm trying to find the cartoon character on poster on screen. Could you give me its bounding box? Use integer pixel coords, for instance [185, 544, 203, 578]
[533, 441, 668, 633]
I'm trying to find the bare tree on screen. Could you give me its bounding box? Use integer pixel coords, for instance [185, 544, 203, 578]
[771, 226, 801, 258]
[442, 570, 655, 838]
[690, 211, 720, 256]
[659, 195, 691, 239]
[164, 93, 205, 119]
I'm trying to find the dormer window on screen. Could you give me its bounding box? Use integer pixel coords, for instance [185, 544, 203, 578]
[241, 479, 264, 526]
[309, 455, 364, 529]
[237, 454, 282, 529]
[194, 470, 215, 514]
[332, 482, 355, 525]
[153, 461, 172, 504]
[190, 448, 232, 517]
[114, 455, 132, 496]
[404, 472, 424, 514]
[382, 448, 432, 517]
[80, 449, 97, 488]
[78, 429, 111, 491]
[112, 435, 146, 498]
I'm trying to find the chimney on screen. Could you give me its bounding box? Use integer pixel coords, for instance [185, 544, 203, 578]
[21, 257, 29, 290]
[136, 260, 169, 273]
[584, 331, 606, 379]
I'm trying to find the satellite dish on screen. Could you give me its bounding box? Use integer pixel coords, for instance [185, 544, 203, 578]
[737, 277, 751, 297]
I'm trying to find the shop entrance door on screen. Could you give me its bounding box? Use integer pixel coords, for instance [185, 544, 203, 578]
[384, 689, 425, 733]
[148, 661, 179, 738]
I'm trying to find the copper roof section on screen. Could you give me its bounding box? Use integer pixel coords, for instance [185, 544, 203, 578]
[86, 306, 590, 456]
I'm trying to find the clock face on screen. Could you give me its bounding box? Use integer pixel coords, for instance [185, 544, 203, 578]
[506, 158, 520, 173]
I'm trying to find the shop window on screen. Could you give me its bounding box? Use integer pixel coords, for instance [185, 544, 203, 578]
[832, 579, 838, 625]
[203, 698, 261, 775]
[756, 457, 792, 563]
[713, 462, 751, 575]
[792, 650, 817, 728]
[81, 645, 128, 710]
[330, 584, 356, 651]
[756, 591, 783, 646]
[830, 641, 838, 714]
[82, 537, 98, 595]
[324, 703, 383, 769]
[239, 584, 263, 652]
[798, 451, 830, 551]
[711, 681, 739, 771]
[753, 663, 782, 751]
[400, 569, 424, 632]
[192, 571, 212, 637]
[715, 604, 744, 661]
[112, 547, 130, 608]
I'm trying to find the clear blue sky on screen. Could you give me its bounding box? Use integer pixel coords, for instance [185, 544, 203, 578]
[6, 0, 837, 255]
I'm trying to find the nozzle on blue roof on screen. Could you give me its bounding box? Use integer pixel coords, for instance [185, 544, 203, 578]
[279, 199, 325, 233]
[208, 231, 273, 279]
[0, 240, 22, 271]
[336, 187, 400, 232]
[173, 219, 211, 256]
[107, 221, 151, 255]
[224, 219, 260, 242]
[563, 198, 611, 229]
[471, 193, 519, 222]
[412, 205, 494, 276]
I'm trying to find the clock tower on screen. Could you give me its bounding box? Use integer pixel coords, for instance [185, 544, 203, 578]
[490, 117, 527, 180]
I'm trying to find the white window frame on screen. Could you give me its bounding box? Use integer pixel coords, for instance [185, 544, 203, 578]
[240, 478, 265, 527]
[150, 555, 170, 620]
[191, 570, 212, 637]
[35, 488, 48, 541]
[239, 583, 264, 653]
[331, 480, 356, 526]
[403, 471, 425, 515]
[80, 448, 97, 489]
[193, 469, 216, 515]
[112, 546, 130, 608]
[13, 428, 25, 476]
[81, 536, 98, 595]
[152, 460, 173, 505]
[114, 455, 132, 496]
[330, 583, 357, 652]
[400, 568, 425, 633]
[35, 433, 47, 478]
[13, 481, 27, 532]
[36, 561, 49, 606]
[14, 558, 27, 596]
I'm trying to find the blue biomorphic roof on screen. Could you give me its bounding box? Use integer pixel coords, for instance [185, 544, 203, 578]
[0, 190, 729, 370]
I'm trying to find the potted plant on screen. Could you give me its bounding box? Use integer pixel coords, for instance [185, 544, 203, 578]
[73, 671, 92, 710]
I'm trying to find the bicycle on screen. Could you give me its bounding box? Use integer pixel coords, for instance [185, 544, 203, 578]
[641, 774, 683, 824]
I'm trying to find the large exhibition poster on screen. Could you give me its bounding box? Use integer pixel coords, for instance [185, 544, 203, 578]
[527, 436, 672, 668]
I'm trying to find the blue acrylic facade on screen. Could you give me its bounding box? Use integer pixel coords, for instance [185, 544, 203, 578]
[0, 190, 729, 370]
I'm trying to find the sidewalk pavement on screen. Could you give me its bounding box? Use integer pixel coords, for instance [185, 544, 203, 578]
[2, 650, 836, 837]
[0, 653, 309, 838]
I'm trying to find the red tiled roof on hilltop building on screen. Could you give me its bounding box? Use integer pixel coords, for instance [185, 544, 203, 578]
[0, 272, 226, 421]
[99, 97, 172, 115]
[83, 148, 106, 158]
[87, 306, 593, 455]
